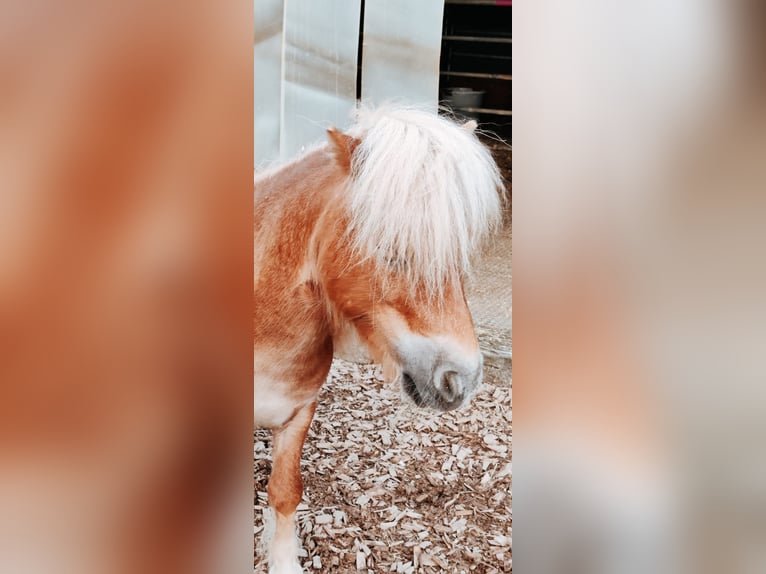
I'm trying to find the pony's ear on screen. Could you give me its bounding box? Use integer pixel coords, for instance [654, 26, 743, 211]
[462, 119, 478, 133]
[327, 127, 360, 172]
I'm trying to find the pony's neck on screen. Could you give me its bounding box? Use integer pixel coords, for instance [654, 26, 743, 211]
[254, 146, 346, 295]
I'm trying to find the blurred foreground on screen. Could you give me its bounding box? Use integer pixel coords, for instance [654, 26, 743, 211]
[0, 2, 252, 573]
[514, 1, 766, 573]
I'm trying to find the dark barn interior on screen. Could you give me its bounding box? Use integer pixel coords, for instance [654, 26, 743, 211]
[440, 0, 512, 140]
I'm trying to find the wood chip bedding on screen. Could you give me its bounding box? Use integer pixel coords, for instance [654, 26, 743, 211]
[255, 359, 512, 573]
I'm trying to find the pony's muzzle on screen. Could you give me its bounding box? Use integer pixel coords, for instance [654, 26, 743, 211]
[400, 352, 483, 412]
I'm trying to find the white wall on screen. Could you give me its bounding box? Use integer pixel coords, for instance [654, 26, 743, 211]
[254, 0, 445, 164]
[281, 0, 362, 159]
[361, 0, 444, 109]
[254, 0, 284, 166]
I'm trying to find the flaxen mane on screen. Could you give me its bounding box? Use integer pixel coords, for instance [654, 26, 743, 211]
[345, 106, 505, 297]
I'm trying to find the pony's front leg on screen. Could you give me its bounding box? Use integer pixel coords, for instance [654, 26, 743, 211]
[267, 401, 316, 574]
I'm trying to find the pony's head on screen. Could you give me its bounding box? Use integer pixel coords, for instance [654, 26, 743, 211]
[317, 107, 505, 411]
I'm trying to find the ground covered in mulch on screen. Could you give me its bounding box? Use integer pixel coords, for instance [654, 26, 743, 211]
[255, 360, 512, 573]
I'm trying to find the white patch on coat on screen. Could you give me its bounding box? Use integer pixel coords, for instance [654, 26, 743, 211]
[254, 374, 301, 429]
[267, 511, 303, 574]
[332, 319, 371, 363]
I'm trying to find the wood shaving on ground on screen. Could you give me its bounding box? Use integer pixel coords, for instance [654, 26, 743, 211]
[255, 359, 512, 573]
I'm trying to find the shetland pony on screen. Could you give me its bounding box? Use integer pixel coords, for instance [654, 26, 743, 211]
[254, 107, 504, 573]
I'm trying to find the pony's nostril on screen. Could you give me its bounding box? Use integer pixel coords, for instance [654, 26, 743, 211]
[441, 371, 461, 402]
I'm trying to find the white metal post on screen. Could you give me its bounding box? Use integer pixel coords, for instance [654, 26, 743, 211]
[361, 0, 445, 110]
[281, 0, 362, 159]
